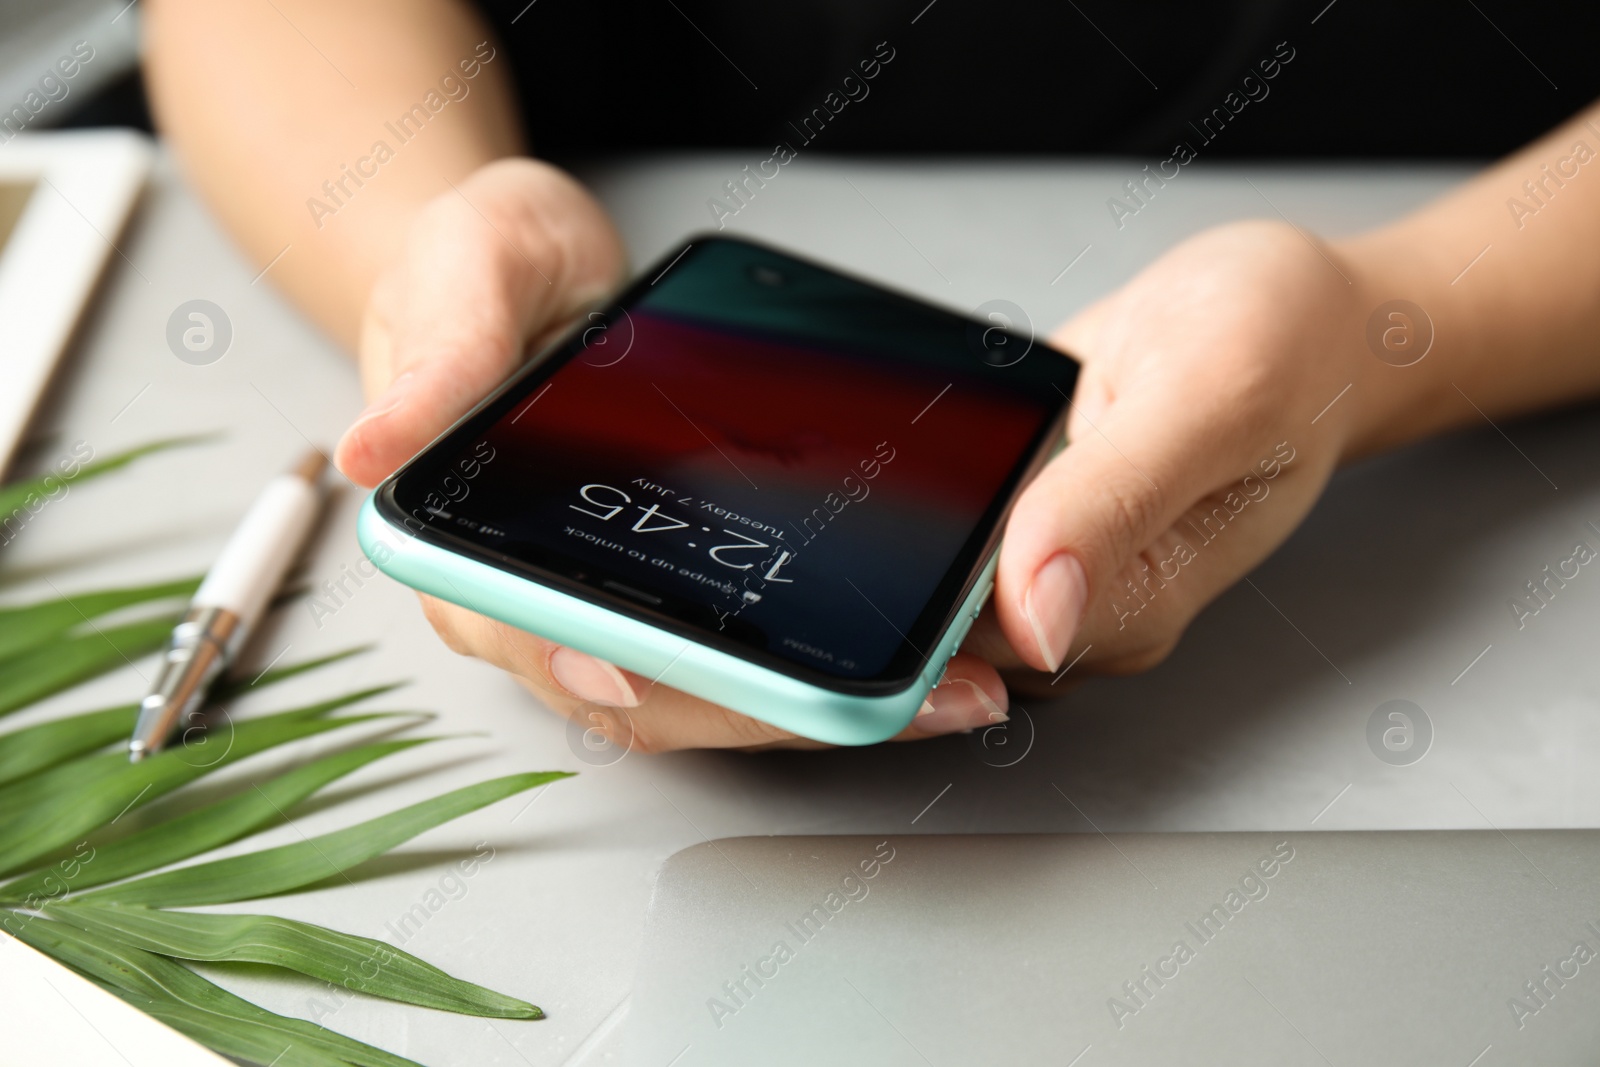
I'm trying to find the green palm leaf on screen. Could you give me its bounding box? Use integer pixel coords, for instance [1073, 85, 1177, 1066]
[135, 997, 407, 1067]
[0, 614, 183, 718]
[86, 771, 572, 908]
[48, 903, 541, 1018]
[0, 696, 412, 876]
[1, 440, 571, 1065]
[0, 436, 211, 519]
[0, 575, 200, 661]
[214, 645, 375, 701]
[0, 703, 138, 786]
[0, 738, 435, 901]
[6, 914, 423, 1067]
[0, 647, 375, 787]
[0, 685, 402, 822]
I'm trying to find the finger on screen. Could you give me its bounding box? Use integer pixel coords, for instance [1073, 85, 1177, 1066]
[987, 439, 1328, 690]
[535, 650, 1009, 753]
[1067, 457, 1328, 670]
[995, 383, 1255, 673]
[336, 159, 624, 486]
[417, 595, 1007, 752]
[952, 598, 1020, 666]
[733, 654, 1010, 751]
[898, 653, 1010, 739]
[964, 605, 1089, 698]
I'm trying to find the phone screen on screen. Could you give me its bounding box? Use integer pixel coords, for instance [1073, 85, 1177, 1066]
[383, 237, 1076, 691]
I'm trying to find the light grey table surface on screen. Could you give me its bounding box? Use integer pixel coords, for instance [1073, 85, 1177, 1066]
[9, 147, 1600, 1065]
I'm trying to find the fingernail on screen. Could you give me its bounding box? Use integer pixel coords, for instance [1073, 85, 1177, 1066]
[1023, 551, 1088, 672]
[549, 646, 641, 707]
[915, 678, 1009, 735]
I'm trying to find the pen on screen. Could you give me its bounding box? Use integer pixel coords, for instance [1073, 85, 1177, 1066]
[127, 450, 327, 761]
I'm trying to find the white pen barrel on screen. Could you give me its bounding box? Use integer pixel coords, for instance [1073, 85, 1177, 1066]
[193, 473, 320, 635]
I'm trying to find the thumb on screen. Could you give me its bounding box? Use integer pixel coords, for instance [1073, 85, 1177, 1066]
[335, 160, 624, 487]
[994, 383, 1237, 673]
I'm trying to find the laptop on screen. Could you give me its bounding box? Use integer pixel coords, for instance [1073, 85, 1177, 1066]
[629, 833, 1600, 1065]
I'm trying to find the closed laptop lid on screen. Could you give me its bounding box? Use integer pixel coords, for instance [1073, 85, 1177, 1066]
[630, 832, 1600, 1066]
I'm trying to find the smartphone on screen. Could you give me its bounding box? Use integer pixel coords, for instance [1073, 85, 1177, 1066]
[358, 234, 1078, 744]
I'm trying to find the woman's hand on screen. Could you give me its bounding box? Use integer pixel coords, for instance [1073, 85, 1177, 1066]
[972, 218, 1372, 690]
[334, 158, 1010, 751]
[335, 158, 626, 484]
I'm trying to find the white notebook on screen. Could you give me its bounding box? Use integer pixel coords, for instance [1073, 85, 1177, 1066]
[1, 928, 229, 1066]
[0, 129, 151, 477]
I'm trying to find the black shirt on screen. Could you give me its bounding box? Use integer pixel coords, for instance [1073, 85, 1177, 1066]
[477, 0, 1599, 159]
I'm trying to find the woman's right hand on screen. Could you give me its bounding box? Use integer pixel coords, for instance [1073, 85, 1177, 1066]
[335, 157, 627, 486]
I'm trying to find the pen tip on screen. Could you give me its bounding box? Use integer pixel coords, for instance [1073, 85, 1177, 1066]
[127, 743, 147, 763]
[292, 449, 329, 484]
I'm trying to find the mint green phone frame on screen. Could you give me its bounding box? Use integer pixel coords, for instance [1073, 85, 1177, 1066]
[358, 494, 995, 745]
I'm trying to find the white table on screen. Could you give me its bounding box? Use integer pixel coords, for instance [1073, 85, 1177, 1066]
[11, 148, 1598, 1065]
